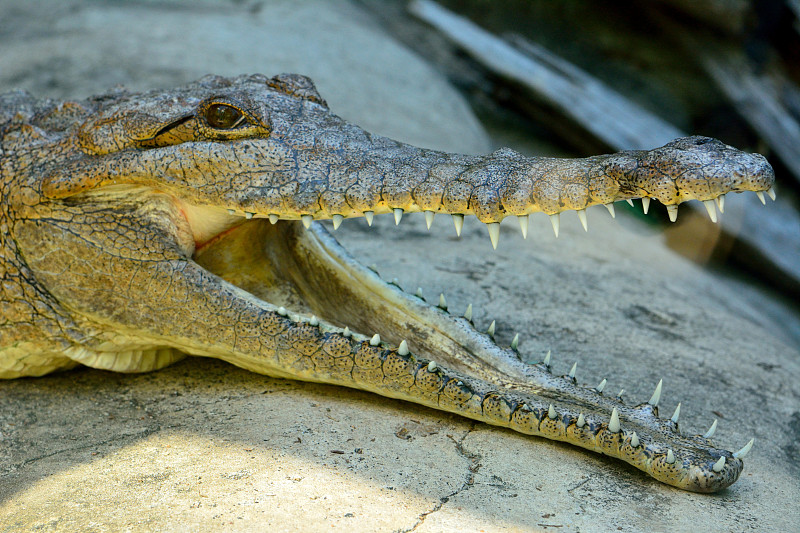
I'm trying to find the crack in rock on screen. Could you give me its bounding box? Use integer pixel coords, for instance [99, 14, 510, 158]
[398, 422, 480, 533]
[6, 427, 160, 474]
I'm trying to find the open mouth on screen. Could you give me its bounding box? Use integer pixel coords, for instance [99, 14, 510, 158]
[184, 203, 755, 493]
[193, 216, 516, 383]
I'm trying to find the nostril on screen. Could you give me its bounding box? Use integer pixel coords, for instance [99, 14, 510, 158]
[694, 138, 712, 145]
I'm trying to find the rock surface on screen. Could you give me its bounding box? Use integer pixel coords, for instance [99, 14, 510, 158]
[1, 1, 799, 532]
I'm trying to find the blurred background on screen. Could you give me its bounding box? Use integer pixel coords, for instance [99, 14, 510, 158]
[359, 0, 800, 310]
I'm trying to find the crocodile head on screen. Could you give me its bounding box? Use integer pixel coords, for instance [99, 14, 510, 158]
[1, 74, 774, 492]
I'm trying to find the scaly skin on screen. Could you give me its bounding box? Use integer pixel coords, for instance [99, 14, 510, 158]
[0, 74, 774, 492]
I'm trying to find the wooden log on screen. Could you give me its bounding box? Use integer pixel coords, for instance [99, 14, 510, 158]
[695, 46, 800, 188]
[730, 191, 800, 297]
[408, 0, 685, 152]
[408, 0, 800, 295]
[653, 0, 749, 34]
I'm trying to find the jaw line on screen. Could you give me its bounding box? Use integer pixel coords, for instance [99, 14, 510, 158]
[190, 218, 526, 381]
[175, 214, 748, 492]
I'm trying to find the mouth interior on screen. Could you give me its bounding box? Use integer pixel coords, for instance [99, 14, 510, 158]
[191, 218, 521, 381]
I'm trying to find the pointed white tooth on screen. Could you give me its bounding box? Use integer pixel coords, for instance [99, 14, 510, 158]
[733, 438, 754, 459]
[276, 306, 287, 316]
[463, 303, 473, 321]
[608, 408, 620, 433]
[642, 197, 651, 214]
[332, 214, 344, 230]
[568, 362, 577, 379]
[487, 320, 496, 337]
[364, 211, 374, 226]
[702, 200, 718, 223]
[427, 360, 438, 372]
[617, 389, 625, 399]
[424, 210, 435, 229]
[368, 264, 379, 274]
[715, 194, 725, 213]
[301, 215, 313, 229]
[549, 213, 560, 237]
[756, 191, 766, 205]
[487, 222, 500, 249]
[712, 456, 726, 472]
[343, 327, 351, 337]
[596, 379, 607, 393]
[767, 187, 776, 201]
[604, 203, 616, 218]
[577, 413, 586, 428]
[630, 432, 640, 448]
[452, 214, 464, 236]
[703, 419, 718, 439]
[245, 212, 254, 220]
[626, 199, 635, 207]
[577, 209, 588, 231]
[391, 277, 400, 287]
[309, 315, 319, 327]
[548, 404, 557, 419]
[667, 204, 678, 222]
[666, 449, 675, 464]
[648, 379, 663, 407]
[228, 209, 235, 215]
[393, 208, 404, 225]
[518, 214, 529, 239]
[269, 214, 279, 224]
[670, 402, 681, 424]
[398, 340, 409, 356]
[511, 333, 519, 350]
[415, 287, 424, 299]
[438, 293, 447, 310]
[369, 334, 381, 346]
[543, 350, 551, 366]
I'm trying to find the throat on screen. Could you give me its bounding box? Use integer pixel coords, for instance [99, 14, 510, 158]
[177, 202, 246, 249]
[192, 220, 312, 313]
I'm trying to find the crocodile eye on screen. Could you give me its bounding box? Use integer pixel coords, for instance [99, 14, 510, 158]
[205, 103, 244, 129]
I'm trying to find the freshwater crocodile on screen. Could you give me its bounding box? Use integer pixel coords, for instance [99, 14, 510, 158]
[0, 74, 775, 492]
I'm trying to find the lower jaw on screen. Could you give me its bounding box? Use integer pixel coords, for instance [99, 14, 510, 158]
[189, 218, 743, 492]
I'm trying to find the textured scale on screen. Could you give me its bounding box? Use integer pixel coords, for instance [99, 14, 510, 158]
[0, 74, 774, 492]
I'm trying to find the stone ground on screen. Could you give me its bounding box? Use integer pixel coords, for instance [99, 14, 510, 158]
[1, 1, 799, 532]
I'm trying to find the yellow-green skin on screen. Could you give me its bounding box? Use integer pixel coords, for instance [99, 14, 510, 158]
[0, 74, 774, 492]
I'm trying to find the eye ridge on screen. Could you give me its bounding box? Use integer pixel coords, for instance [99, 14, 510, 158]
[205, 102, 246, 130]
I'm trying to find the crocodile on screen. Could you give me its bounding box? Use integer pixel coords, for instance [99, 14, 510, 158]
[0, 73, 775, 492]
